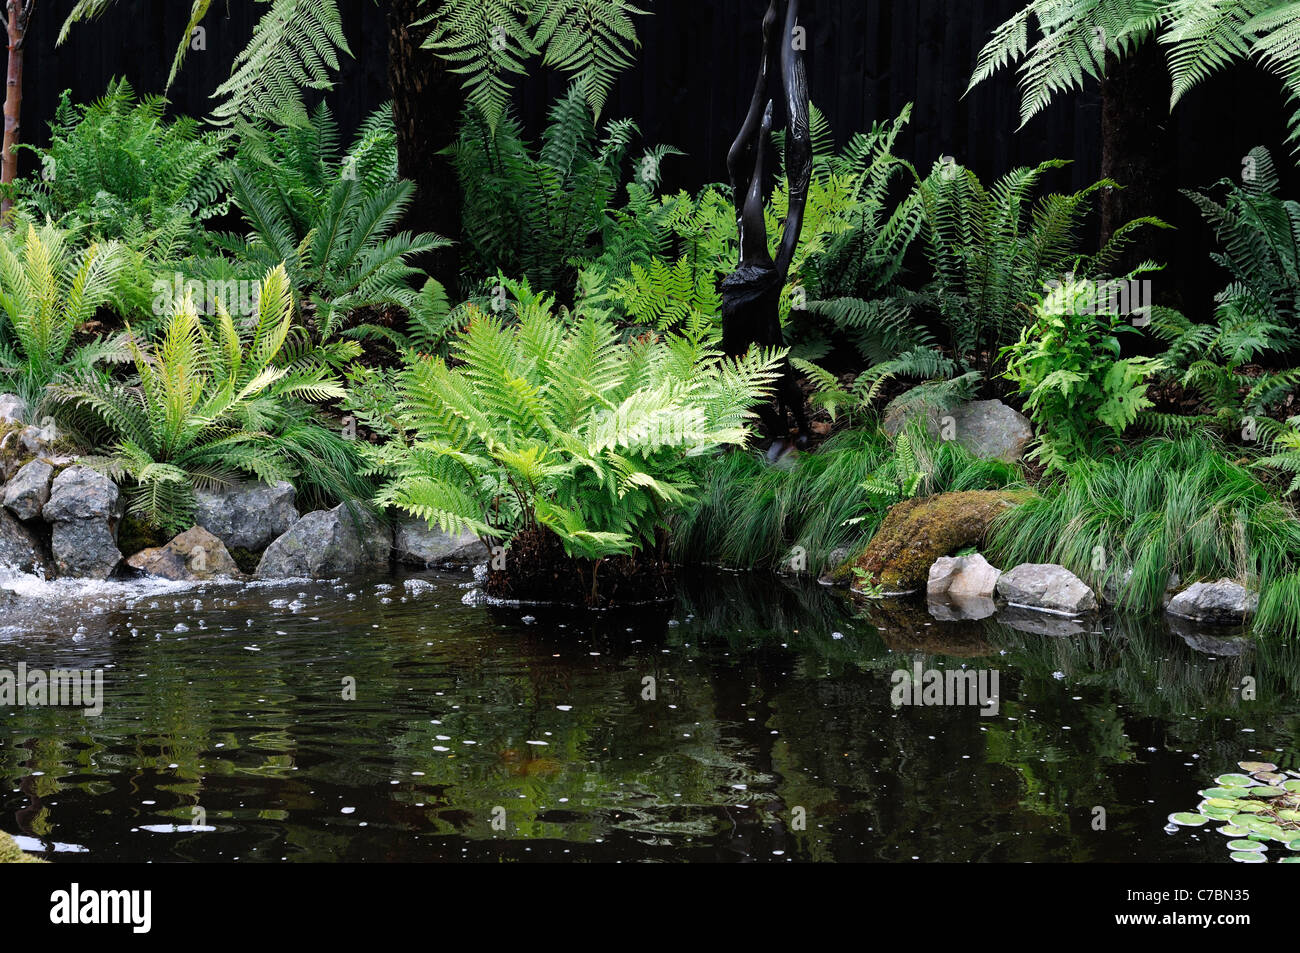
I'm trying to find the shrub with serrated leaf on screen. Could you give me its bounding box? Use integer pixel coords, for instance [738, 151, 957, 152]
[53, 265, 368, 533]
[1002, 273, 1164, 470]
[357, 298, 785, 560]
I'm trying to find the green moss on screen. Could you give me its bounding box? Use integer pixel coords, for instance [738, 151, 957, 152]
[116, 515, 168, 559]
[850, 489, 1033, 593]
[228, 546, 262, 575]
[0, 830, 44, 863]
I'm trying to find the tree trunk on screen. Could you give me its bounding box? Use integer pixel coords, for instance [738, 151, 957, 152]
[1099, 41, 1178, 303]
[2, 1, 34, 223]
[386, 0, 463, 289]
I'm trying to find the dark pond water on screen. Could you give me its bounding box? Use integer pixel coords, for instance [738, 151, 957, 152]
[1, 566, 1298, 863]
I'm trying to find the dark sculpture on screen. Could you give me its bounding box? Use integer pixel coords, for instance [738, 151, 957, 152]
[722, 0, 812, 459]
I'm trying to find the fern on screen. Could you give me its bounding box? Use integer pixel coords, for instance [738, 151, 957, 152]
[357, 289, 784, 560]
[417, 0, 650, 131]
[0, 224, 128, 417]
[61, 0, 351, 128]
[213, 103, 449, 344]
[52, 265, 366, 533]
[969, 1, 1300, 154]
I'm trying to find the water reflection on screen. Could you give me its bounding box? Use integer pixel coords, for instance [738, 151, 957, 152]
[1, 568, 1297, 862]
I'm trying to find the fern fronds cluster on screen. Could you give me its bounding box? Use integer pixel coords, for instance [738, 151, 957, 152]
[52, 265, 365, 533]
[970, 1, 1300, 154]
[358, 292, 784, 560]
[418, 0, 650, 131]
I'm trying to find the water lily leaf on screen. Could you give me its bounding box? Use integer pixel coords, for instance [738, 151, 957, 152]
[1239, 761, 1278, 773]
[1199, 805, 1236, 820]
[1284, 780, 1300, 793]
[1206, 797, 1242, 809]
[1216, 774, 1257, 787]
[1230, 850, 1267, 863]
[1250, 786, 1287, 798]
[1227, 839, 1267, 851]
[1200, 787, 1248, 799]
[1217, 825, 1251, 836]
[1279, 856, 1300, 863]
[1253, 771, 1287, 784]
[1232, 801, 1267, 814]
[1169, 812, 1209, 827]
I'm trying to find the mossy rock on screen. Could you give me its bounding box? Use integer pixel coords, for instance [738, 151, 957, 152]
[0, 830, 44, 863]
[848, 490, 1032, 594]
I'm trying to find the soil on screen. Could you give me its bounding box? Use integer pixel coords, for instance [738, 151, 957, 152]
[486, 526, 675, 608]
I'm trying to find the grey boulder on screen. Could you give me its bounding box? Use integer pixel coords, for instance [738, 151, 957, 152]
[0, 394, 27, 425]
[393, 518, 485, 570]
[3, 459, 54, 521]
[927, 553, 1002, 599]
[256, 504, 392, 579]
[195, 480, 299, 551]
[1166, 578, 1258, 625]
[0, 508, 51, 576]
[42, 466, 124, 580]
[884, 398, 1033, 463]
[997, 563, 1097, 615]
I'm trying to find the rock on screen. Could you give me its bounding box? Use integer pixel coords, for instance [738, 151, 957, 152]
[127, 526, 244, 581]
[3, 459, 54, 521]
[393, 518, 485, 569]
[0, 423, 57, 482]
[43, 466, 121, 522]
[927, 553, 1001, 599]
[0, 830, 44, 863]
[194, 481, 299, 551]
[883, 398, 1033, 463]
[850, 490, 1030, 594]
[0, 394, 27, 425]
[256, 504, 392, 579]
[997, 563, 1097, 615]
[1166, 578, 1259, 625]
[51, 520, 122, 581]
[0, 509, 51, 575]
[42, 466, 124, 580]
[817, 547, 854, 586]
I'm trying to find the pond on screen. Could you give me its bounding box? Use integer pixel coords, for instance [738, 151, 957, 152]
[2, 567, 1298, 863]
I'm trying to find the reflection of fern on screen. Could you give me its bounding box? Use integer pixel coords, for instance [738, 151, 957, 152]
[418, 0, 650, 131]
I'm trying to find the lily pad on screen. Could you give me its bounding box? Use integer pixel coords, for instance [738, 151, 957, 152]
[1253, 771, 1288, 785]
[1279, 857, 1300, 863]
[1199, 805, 1236, 820]
[1217, 825, 1251, 836]
[1169, 812, 1209, 827]
[1285, 780, 1300, 793]
[1239, 761, 1278, 773]
[1231, 801, 1268, 814]
[1227, 839, 1267, 851]
[1200, 787, 1248, 799]
[1230, 850, 1267, 863]
[1250, 786, 1288, 798]
[1216, 773, 1257, 787]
